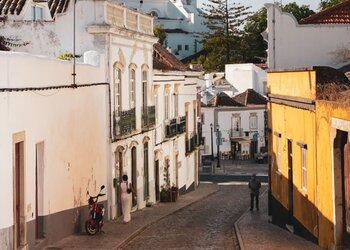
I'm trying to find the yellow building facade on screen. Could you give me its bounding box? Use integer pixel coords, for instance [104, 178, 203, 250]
[268, 67, 350, 249]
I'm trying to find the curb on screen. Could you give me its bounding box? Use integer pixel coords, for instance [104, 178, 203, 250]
[115, 185, 220, 249]
[234, 188, 269, 250]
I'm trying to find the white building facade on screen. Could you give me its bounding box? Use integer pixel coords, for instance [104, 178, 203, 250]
[225, 63, 267, 96]
[0, 51, 108, 249]
[264, 3, 350, 69]
[201, 106, 266, 161]
[153, 69, 202, 195]
[115, 0, 207, 59]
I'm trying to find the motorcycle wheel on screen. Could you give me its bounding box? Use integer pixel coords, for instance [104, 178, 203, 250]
[85, 221, 99, 235]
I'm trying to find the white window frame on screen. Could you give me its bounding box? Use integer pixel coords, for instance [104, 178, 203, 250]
[142, 70, 148, 108]
[129, 68, 136, 109]
[301, 147, 307, 191]
[249, 113, 258, 130]
[114, 67, 122, 116]
[164, 94, 169, 120]
[32, 5, 43, 20]
[276, 134, 281, 172]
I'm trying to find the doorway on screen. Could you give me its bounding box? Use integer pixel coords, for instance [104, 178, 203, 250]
[155, 159, 160, 201]
[131, 146, 137, 207]
[14, 140, 25, 248]
[35, 142, 44, 239]
[115, 149, 123, 218]
[287, 139, 294, 225]
[333, 129, 349, 247]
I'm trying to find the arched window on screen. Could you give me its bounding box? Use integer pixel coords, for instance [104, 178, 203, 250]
[129, 67, 136, 109]
[142, 69, 148, 108]
[114, 67, 122, 116]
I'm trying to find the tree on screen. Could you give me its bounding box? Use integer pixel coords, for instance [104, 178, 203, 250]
[241, 7, 267, 63]
[153, 25, 167, 46]
[198, 0, 252, 71]
[282, 2, 315, 21]
[319, 0, 346, 10]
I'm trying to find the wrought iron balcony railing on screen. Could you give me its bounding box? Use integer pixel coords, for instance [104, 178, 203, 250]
[141, 106, 156, 130]
[186, 133, 197, 154]
[197, 122, 202, 146]
[177, 116, 186, 134]
[230, 128, 245, 138]
[113, 108, 136, 138]
[165, 118, 177, 138]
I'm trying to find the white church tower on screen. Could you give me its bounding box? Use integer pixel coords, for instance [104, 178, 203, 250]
[115, 0, 208, 60]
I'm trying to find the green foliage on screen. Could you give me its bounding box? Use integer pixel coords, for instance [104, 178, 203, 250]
[198, 0, 252, 72]
[153, 25, 167, 46]
[319, 0, 346, 10]
[241, 7, 267, 63]
[57, 53, 82, 61]
[282, 2, 315, 21]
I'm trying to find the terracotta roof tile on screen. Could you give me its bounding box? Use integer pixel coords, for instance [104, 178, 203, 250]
[300, 0, 350, 24]
[207, 92, 243, 107]
[153, 43, 189, 71]
[0, 0, 69, 18]
[233, 89, 267, 106]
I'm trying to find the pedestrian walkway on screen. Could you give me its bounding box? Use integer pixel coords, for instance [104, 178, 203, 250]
[46, 182, 322, 250]
[45, 183, 219, 250]
[235, 191, 321, 250]
[201, 159, 268, 177]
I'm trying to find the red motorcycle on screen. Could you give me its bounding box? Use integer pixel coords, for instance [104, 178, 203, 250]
[85, 185, 106, 235]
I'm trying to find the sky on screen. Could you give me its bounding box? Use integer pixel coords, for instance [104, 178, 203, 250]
[197, 0, 320, 11]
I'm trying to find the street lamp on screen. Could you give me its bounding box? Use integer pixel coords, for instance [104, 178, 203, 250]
[216, 124, 221, 168]
[210, 123, 214, 161]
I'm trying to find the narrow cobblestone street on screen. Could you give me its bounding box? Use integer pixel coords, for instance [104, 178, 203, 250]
[123, 185, 256, 250]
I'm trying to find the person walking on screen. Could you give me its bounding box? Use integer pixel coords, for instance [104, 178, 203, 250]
[248, 174, 261, 211]
[120, 174, 136, 224]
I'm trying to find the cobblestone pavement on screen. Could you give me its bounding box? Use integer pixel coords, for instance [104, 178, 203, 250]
[123, 185, 253, 250]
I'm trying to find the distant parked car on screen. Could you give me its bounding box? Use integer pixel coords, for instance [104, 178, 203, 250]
[255, 152, 268, 164]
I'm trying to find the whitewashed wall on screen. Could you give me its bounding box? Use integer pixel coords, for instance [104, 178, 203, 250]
[115, 0, 206, 59]
[266, 4, 350, 69]
[225, 63, 267, 95]
[0, 51, 107, 231]
[153, 70, 200, 192]
[201, 107, 266, 156]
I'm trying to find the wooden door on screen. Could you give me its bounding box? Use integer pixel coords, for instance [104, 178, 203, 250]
[155, 160, 160, 201]
[344, 140, 350, 233]
[35, 142, 44, 239]
[15, 142, 21, 247]
[117, 151, 123, 217]
[131, 147, 137, 207]
[287, 139, 294, 224]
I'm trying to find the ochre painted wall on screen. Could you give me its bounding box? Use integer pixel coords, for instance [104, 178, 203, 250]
[316, 100, 350, 249]
[268, 70, 316, 100]
[269, 102, 318, 236]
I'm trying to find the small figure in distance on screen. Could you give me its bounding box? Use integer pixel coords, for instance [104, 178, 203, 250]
[248, 174, 261, 211]
[120, 174, 136, 224]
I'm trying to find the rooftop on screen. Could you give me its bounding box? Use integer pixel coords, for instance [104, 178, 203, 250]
[153, 43, 189, 71]
[299, 0, 350, 24]
[233, 89, 267, 106]
[207, 92, 243, 107]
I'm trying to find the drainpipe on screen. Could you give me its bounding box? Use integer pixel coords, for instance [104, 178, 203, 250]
[106, 33, 113, 220]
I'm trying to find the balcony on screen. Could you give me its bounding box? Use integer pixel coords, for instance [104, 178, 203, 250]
[197, 122, 202, 146]
[186, 133, 197, 154]
[230, 128, 245, 138]
[141, 106, 156, 130]
[177, 116, 186, 134]
[105, 2, 153, 35]
[113, 108, 136, 139]
[165, 118, 177, 138]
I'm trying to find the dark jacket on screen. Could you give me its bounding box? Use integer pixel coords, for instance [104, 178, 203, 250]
[248, 178, 261, 195]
